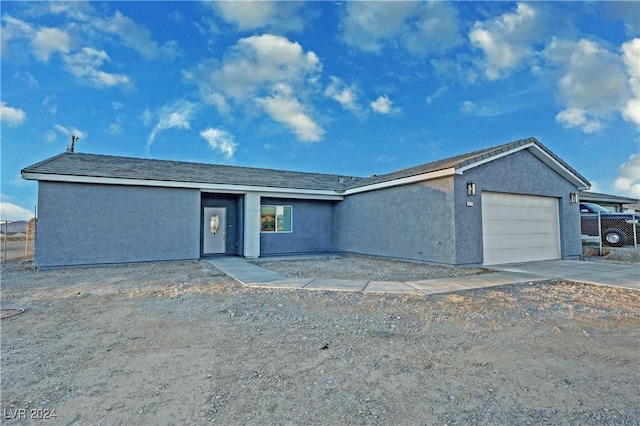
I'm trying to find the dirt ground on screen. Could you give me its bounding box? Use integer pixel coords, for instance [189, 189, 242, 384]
[1, 257, 639, 425]
[254, 254, 490, 282]
[0, 239, 34, 262]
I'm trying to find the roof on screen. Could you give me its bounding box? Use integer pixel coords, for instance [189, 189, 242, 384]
[22, 137, 590, 195]
[343, 136, 590, 192]
[579, 191, 638, 204]
[352, 137, 589, 187]
[22, 152, 364, 192]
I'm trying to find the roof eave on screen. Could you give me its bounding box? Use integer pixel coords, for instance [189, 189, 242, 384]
[342, 167, 457, 195]
[20, 172, 344, 200]
[455, 141, 591, 190]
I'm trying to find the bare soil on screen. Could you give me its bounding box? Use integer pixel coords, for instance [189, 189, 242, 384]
[254, 253, 490, 281]
[0, 239, 34, 262]
[1, 258, 639, 425]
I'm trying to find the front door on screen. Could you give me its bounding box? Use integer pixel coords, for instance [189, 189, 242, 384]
[203, 207, 227, 255]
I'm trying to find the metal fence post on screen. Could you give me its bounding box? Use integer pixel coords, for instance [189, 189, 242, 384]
[2, 221, 7, 261]
[597, 211, 602, 256]
[25, 220, 29, 257]
[633, 218, 638, 251]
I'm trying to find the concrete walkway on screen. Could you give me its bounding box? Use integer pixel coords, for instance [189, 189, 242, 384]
[206, 257, 639, 295]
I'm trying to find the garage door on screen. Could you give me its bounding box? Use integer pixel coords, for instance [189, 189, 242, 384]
[481, 192, 560, 265]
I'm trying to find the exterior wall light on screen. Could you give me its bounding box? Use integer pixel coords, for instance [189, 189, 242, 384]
[570, 192, 578, 203]
[467, 181, 476, 196]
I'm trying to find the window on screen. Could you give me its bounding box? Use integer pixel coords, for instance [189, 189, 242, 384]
[261, 205, 292, 232]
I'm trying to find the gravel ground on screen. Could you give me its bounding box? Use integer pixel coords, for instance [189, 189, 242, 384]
[1, 258, 639, 425]
[253, 253, 490, 281]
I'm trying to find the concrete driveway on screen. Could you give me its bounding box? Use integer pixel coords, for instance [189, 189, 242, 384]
[493, 260, 639, 291]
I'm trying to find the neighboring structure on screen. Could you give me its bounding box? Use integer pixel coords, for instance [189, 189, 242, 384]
[22, 137, 590, 268]
[579, 191, 638, 212]
[0, 220, 28, 236]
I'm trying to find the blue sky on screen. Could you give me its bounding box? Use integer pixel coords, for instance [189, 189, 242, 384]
[1, 1, 639, 221]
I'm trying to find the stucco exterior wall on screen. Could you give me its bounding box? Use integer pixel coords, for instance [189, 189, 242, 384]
[454, 149, 582, 265]
[335, 178, 456, 264]
[260, 197, 336, 256]
[35, 182, 201, 267]
[260, 197, 335, 256]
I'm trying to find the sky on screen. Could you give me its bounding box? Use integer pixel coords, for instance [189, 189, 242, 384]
[1, 1, 639, 221]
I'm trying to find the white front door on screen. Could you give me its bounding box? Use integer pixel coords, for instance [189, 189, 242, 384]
[203, 207, 227, 255]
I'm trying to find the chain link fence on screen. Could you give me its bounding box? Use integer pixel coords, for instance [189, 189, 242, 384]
[1, 218, 36, 262]
[581, 212, 639, 255]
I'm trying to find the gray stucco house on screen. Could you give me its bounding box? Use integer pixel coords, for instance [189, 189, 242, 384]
[579, 191, 638, 212]
[22, 137, 590, 268]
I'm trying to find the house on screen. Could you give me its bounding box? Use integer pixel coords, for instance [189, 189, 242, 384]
[579, 191, 639, 212]
[21, 137, 590, 268]
[0, 220, 28, 236]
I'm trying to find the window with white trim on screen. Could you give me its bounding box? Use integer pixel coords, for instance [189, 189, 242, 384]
[260, 205, 292, 232]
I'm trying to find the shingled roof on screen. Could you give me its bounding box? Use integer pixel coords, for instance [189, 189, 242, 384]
[22, 137, 590, 193]
[22, 152, 364, 191]
[345, 137, 589, 190]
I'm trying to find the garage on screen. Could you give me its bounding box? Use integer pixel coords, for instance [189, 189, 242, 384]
[481, 192, 560, 265]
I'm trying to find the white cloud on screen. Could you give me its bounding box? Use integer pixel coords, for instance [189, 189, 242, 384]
[146, 100, 198, 149]
[44, 1, 95, 22]
[426, 86, 448, 105]
[190, 34, 320, 102]
[469, 2, 540, 80]
[63, 47, 130, 88]
[0, 102, 26, 126]
[3, 6, 175, 72]
[600, 2, 640, 37]
[106, 123, 122, 135]
[185, 34, 324, 142]
[42, 95, 57, 115]
[0, 202, 34, 221]
[45, 124, 85, 149]
[1, 14, 34, 55]
[256, 84, 324, 142]
[32, 27, 70, 61]
[341, 1, 414, 53]
[430, 56, 479, 84]
[402, 2, 463, 56]
[555, 108, 603, 134]
[613, 153, 640, 198]
[621, 38, 640, 127]
[200, 128, 237, 158]
[211, 1, 304, 32]
[340, 1, 462, 55]
[370, 95, 401, 115]
[543, 38, 631, 132]
[91, 10, 180, 61]
[325, 76, 359, 112]
[1, 15, 70, 62]
[460, 100, 501, 117]
[44, 130, 57, 143]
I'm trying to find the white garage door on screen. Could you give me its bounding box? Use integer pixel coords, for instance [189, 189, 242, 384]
[481, 192, 560, 265]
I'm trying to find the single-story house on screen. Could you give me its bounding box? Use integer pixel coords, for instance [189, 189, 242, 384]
[579, 191, 639, 212]
[22, 137, 590, 268]
[0, 220, 28, 236]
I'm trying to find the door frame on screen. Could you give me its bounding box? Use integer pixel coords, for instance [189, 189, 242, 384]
[203, 206, 227, 255]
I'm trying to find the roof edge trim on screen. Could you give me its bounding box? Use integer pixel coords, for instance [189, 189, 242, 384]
[21, 172, 344, 200]
[456, 142, 591, 190]
[342, 167, 456, 195]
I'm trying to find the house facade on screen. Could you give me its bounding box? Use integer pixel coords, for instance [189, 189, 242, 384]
[22, 137, 590, 268]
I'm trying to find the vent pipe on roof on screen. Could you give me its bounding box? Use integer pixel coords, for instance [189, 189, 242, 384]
[66, 135, 80, 153]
